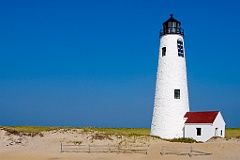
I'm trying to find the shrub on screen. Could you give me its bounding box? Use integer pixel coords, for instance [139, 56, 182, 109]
[168, 137, 197, 143]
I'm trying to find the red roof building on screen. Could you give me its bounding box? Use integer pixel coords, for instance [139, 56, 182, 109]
[184, 111, 219, 124]
[184, 111, 225, 142]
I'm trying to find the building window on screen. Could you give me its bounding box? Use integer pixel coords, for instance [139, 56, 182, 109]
[162, 47, 166, 57]
[177, 39, 184, 57]
[196, 128, 201, 136]
[174, 89, 180, 99]
[221, 130, 223, 136]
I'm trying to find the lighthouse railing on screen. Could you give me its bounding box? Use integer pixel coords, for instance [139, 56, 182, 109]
[160, 27, 184, 36]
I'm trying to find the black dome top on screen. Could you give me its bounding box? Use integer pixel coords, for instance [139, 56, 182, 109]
[163, 14, 181, 26]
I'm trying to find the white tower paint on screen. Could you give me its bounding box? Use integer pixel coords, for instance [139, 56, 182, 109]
[151, 14, 189, 139]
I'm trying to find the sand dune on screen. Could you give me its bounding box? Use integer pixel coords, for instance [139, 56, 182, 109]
[0, 128, 239, 160]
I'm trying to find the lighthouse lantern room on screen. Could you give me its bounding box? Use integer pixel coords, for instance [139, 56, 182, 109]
[160, 14, 184, 36]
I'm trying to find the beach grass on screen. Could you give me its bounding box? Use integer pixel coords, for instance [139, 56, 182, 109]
[1, 126, 239, 138]
[1, 126, 150, 136]
[1, 126, 61, 133]
[225, 128, 240, 138]
[86, 128, 150, 137]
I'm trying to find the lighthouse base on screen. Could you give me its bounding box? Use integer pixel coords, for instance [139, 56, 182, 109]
[150, 108, 187, 139]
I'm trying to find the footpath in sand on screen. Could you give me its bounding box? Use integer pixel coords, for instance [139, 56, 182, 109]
[0, 128, 240, 160]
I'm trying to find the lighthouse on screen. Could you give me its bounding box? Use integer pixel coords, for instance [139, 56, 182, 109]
[150, 14, 189, 139]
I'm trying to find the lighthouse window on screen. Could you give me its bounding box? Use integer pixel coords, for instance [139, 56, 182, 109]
[177, 39, 184, 57]
[162, 47, 166, 57]
[174, 89, 180, 99]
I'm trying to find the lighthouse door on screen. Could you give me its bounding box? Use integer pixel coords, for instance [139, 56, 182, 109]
[215, 128, 219, 136]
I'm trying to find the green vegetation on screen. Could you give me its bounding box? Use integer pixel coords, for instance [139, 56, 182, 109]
[1, 126, 61, 133]
[1, 126, 239, 139]
[1, 126, 150, 137]
[84, 128, 150, 137]
[225, 128, 240, 138]
[167, 137, 198, 143]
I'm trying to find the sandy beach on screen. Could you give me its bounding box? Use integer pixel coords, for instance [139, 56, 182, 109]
[0, 128, 239, 160]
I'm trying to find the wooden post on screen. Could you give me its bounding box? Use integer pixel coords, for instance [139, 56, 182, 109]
[88, 144, 90, 153]
[160, 146, 164, 155]
[189, 146, 193, 157]
[108, 144, 110, 153]
[60, 143, 63, 153]
[117, 144, 119, 154]
[146, 145, 148, 155]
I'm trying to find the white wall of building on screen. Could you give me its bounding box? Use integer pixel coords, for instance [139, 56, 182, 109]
[184, 124, 214, 142]
[184, 113, 226, 142]
[212, 112, 226, 138]
[151, 34, 189, 139]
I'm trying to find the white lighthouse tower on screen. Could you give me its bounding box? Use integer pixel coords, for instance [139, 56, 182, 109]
[151, 14, 189, 139]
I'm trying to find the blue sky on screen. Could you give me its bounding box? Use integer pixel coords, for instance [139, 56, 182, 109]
[0, 0, 239, 128]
